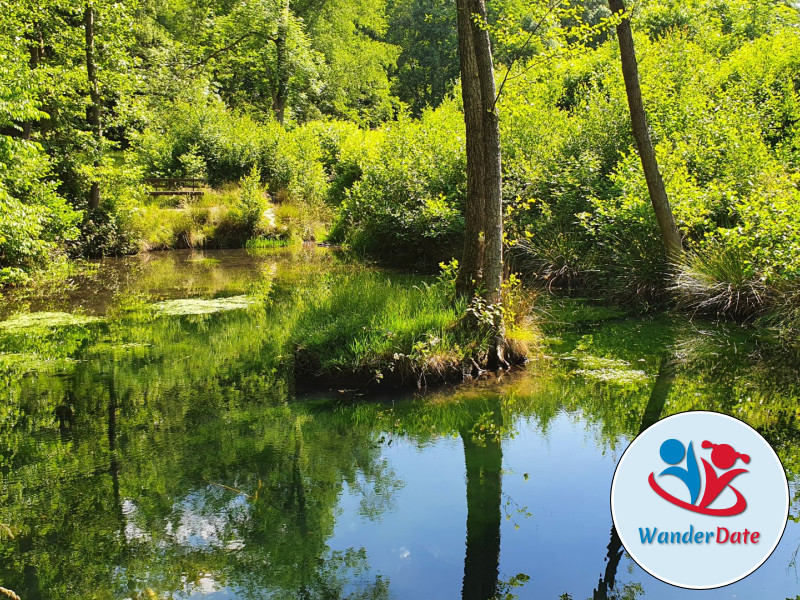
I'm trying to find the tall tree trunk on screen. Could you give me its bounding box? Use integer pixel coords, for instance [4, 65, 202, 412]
[455, 0, 486, 295]
[609, 0, 683, 262]
[273, 0, 290, 124]
[23, 23, 44, 141]
[85, 3, 102, 210]
[455, 0, 506, 365]
[470, 0, 503, 307]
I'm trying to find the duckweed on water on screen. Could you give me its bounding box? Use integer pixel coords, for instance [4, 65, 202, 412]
[570, 355, 651, 386]
[0, 312, 102, 332]
[150, 295, 256, 316]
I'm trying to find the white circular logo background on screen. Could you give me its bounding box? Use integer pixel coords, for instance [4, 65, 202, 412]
[611, 411, 789, 589]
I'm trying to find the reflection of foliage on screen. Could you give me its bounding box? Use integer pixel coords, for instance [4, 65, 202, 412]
[0, 251, 403, 600]
[559, 580, 644, 600]
[3, 250, 800, 598]
[492, 572, 531, 600]
[502, 493, 532, 530]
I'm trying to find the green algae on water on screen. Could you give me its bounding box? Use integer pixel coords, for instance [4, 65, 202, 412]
[151, 295, 256, 316]
[0, 312, 102, 332]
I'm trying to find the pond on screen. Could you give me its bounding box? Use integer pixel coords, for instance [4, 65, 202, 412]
[1, 248, 799, 600]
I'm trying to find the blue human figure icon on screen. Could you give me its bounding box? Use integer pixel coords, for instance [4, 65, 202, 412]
[658, 438, 701, 505]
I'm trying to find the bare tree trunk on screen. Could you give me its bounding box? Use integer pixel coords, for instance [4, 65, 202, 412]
[85, 3, 102, 210]
[455, 0, 506, 365]
[470, 0, 503, 306]
[609, 0, 683, 261]
[455, 0, 485, 295]
[273, 0, 290, 124]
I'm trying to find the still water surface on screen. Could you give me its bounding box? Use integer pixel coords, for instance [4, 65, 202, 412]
[1, 248, 799, 599]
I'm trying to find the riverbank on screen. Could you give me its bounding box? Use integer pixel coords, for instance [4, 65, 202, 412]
[0, 248, 538, 391]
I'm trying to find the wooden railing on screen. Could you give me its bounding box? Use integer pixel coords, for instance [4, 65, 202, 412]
[144, 177, 205, 199]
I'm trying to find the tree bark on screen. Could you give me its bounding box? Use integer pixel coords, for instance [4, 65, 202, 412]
[455, 0, 486, 295]
[609, 0, 683, 262]
[470, 0, 503, 307]
[455, 0, 506, 364]
[85, 3, 102, 210]
[273, 0, 290, 124]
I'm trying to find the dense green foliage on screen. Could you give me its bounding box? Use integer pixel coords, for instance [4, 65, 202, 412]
[3, 0, 800, 328]
[334, 0, 800, 324]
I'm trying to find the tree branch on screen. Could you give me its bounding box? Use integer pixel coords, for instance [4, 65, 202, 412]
[491, 0, 568, 109]
[189, 30, 275, 69]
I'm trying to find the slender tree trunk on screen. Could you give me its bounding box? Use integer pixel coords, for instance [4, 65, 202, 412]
[609, 0, 683, 261]
[455, 0, 486, 295]
[455, 0, 506, 365]
[85, 3, 102, 210]
[273, 0, 290, 124]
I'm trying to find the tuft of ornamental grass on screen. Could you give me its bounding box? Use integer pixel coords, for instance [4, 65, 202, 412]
[671, 244, 768, 320]
[513, 229, 592, 291]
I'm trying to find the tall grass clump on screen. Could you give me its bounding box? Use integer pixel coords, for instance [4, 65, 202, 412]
[672, 244, 767, 319]
[290, 265, 538, 388]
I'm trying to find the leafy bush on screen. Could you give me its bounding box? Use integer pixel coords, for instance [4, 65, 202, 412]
[0, 137, 80, 284]
[332, 98, 466, 264]
[132, 96, 282, 187]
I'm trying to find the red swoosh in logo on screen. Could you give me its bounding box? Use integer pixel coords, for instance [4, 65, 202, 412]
[648, 472, 747, 516]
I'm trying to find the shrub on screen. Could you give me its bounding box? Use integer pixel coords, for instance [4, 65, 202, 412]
[332, 98, 466, 265]
[132, 96, 281, 187]
[0, 137, 80, 284]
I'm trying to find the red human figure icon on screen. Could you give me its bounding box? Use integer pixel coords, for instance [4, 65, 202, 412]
[698, 441, 750, 510]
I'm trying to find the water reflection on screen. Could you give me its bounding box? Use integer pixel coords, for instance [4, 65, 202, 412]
[591, 355, 674, 600]
[1, 249, 799, 600]
[461, 407, 503, 600]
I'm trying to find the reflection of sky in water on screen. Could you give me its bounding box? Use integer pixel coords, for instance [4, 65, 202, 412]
[5, 249, 800, 600]
[327, 413, 800, 600]
[123, 489, 249, 550]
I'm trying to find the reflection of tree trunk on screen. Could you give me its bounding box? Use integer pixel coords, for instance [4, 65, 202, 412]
[109, 369, 122, 523]
[19, 535, 41, 600]
[56, 391, 75, 440]
[593, 355, 674, 600]
[291, 426, 311, 599]
[638, 355, 674, 434]
[460, 430, 502, 600]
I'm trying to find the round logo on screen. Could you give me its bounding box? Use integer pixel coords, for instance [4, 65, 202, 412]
[610, 410, 789, 589]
